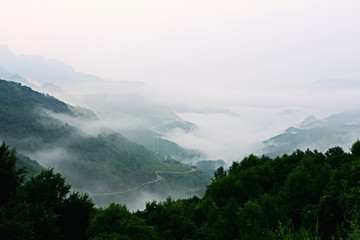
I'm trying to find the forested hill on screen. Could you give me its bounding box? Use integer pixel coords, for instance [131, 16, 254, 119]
[0, 79, 173, 192]
[2, 141, 360, 239]
[0, 79, 73, 139]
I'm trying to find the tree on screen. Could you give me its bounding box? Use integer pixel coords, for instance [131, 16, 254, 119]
[351, 140, 360, 158]
[59, 192, 94, 240]
[88, 203, 158, 240]
[21, 168, 71, 240]
[0, 141, 26, 205]
[280, 166, 314, 227]
[22, 168, 71, 210]
[214, 166, 226, 179]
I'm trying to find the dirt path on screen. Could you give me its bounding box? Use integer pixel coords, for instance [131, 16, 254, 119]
[90, 168, 196, 196]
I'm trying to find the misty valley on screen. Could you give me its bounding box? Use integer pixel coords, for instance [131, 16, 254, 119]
[1, 45, 360, 239]
[0, 79, 213, 209]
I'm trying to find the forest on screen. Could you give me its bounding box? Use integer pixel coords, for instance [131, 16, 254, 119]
[1, 140, 360, 240]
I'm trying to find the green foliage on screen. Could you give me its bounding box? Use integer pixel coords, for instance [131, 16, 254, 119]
[274, 221, 320, 240]
[280, 166, 314, 226]
[3, 132, 360, 239]
[0, 79, 197, 195]
[214, 165, 226, 179]
[88, 203, 158, 240]
[0, 147, 95, 240]
[350, 140, 360, 157]
[18, 169, 94, 240]
[0, 80, 74, 142]
[0, 141, 25, 205]
[60, 192, 95, 240]
[22, 168, 71, 209]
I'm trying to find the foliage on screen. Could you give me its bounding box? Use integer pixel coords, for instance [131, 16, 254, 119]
[2, 138, 360, 239]
[0, 142, 95, 240]
[0, 141, 26, 205]
[88, 203, 158, 240]
[0, 79, 194, 194]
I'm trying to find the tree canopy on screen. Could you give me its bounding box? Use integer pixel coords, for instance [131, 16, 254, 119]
[2, 141, 360, 239]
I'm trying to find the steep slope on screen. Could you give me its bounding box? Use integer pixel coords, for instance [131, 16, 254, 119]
[0, 79, 161, 191]
[0, 79, 212, 207]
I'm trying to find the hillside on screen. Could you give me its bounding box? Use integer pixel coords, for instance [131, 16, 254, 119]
[0, 46, 200, 140]
[0, 79, 211, 204]
[121, 127, 205, 162]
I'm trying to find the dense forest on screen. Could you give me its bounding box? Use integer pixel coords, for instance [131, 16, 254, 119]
[2, 140, 360, 239]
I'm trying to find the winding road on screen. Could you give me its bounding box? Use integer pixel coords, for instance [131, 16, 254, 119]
[89, 168, 197, 196]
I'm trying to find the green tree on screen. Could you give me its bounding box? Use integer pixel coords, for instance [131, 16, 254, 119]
[21, 168, 71, 240]
[0, 141, 26, 205]
[22, 168, 71, 210]
[214, 166, 226, 179]
[59, 192, 95, 240]
[350, 140, 360, 158]
[280, 166, 314, 227]
[88, 203, 158, 240]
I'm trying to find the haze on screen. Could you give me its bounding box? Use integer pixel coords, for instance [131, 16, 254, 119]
[1, 0, 360, 162]
[2, 0, 360, 87]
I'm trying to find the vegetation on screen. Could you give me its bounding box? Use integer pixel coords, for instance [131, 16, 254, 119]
[2, 140, 360, 239]
[0, 79, 211, 198]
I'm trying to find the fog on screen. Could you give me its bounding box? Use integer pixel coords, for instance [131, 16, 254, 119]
[1, 0, 360, 209]
[39, 74, 360, 164]
[1, 44, 360, 164]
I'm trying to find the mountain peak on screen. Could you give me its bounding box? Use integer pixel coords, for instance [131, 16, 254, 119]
[300, 115, 317, 128]
[0, 45, 16, 58]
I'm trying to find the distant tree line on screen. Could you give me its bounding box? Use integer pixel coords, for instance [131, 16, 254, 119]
[2, 140, 360, 239]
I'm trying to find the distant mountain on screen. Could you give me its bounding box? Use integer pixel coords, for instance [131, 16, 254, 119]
[0, 45, 145, 95]
[262, 111, 360, 157]
[0, 45, 196, 135]
[311, 79, 360, 90]
[0, 45, 100, 85]
[0, 67, 33, 86]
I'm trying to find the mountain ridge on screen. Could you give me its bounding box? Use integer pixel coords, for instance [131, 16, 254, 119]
[262, 111, 360, 157]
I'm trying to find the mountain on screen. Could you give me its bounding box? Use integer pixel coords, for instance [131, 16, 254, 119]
[0, 79, 156, 188]
[121, 128, 205, 162]
[0, 79, 211, 207]
[0, 45, 100, 85]
[0, 45, 197, 135]
[0, 67, 33, 86]
[262, 111, 360, 157]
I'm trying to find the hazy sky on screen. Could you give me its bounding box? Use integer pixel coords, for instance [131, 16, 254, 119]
[1, 0, 360, 163]
[1, 0, 360, 91]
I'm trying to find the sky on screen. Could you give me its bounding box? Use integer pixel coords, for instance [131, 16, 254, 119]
[1, 0, 360, 91]
[1, 0, 360, 162]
